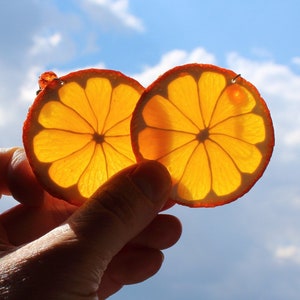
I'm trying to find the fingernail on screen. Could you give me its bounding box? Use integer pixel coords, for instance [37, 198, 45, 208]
[129, 161, 171, 204]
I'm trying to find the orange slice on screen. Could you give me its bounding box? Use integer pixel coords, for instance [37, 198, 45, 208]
[23, 69, 144, 205]
[131, 64, 274, 207]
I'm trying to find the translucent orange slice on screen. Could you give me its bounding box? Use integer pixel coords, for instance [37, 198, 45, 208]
[131, 64, 274, 207]
[23, 69, 144, 205]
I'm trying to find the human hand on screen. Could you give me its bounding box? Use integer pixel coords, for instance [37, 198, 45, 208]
[0, 148, 182, 299]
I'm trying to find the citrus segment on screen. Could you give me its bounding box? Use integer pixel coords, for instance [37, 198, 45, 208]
[49, 142, 96, 189]
[143, 94, 200, 133]
[84, 78, 112, 132]
[131, 64, 274, 207]
[176, 142, 211, 200]
[210, 85, 256, 125]
[23, 69, 144, 205]
[207, 140, 241, 196]
[59, 81, 99, 131]
[211, 114, 266, 143]
[210, 135, 262, 173]
[168, 75, 205, 130]
[38, 101, 94, 133]
[198, 71, 227, 127]
[105, 83, 142, 130]
[76, 144, 107, 199]
[33, 130, 92, 162]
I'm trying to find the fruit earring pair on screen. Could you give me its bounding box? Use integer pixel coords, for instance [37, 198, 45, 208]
[23, 64, 274, 207]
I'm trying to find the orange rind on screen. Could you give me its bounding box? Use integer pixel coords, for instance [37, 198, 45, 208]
[130, 64, 274, 207]
[23, 69, 144, 205]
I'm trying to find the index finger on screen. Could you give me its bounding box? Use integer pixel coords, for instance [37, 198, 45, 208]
[0, 147, 18, 196]
[0, 147, 44, 206]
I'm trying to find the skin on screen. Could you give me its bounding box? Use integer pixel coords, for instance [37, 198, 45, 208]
[0, 148, 182, 299]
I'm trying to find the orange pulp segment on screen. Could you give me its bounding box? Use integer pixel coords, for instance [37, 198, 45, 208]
[23, 69, 144, 205]
[131, 64, 274, 207]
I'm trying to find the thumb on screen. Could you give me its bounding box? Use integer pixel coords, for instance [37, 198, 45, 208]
[69, 160, 172, 260]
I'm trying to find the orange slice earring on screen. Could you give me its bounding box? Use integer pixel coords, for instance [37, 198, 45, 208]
[23, 69, 144, 205]
[130, 64, 274, 207]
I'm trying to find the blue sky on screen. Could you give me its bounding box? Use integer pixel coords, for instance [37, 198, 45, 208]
[1, 1, 300, 299]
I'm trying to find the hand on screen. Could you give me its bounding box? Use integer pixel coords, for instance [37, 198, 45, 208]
[0, 148, 182, 299]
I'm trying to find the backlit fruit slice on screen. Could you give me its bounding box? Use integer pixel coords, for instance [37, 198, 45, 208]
[23, 68, 144, 205]
[131, 64, 274, 207]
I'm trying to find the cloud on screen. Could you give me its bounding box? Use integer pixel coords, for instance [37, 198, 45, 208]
[275, 245, 300, 264]
[284, 130, 300, 147]
[29, 32, 62, 56]
[132, 47, 217, 86]
[19, 66, 48, 104]
[81, 0, 144, 32]
[227, 52, 300, 102]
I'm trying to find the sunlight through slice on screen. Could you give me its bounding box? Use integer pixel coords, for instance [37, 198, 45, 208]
[23, 69, 144, 205]
[131, 64, 274, 207]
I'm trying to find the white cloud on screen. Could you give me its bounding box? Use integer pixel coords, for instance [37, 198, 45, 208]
[19, 66, 45, 103]
[284, 130, 300, 147]
[275, 245, 300, 264]
[82, 0, 144, 32]
[227, 52, 300, 103]
[132, 47, 217, 86]
[29, 32, 62, 56]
